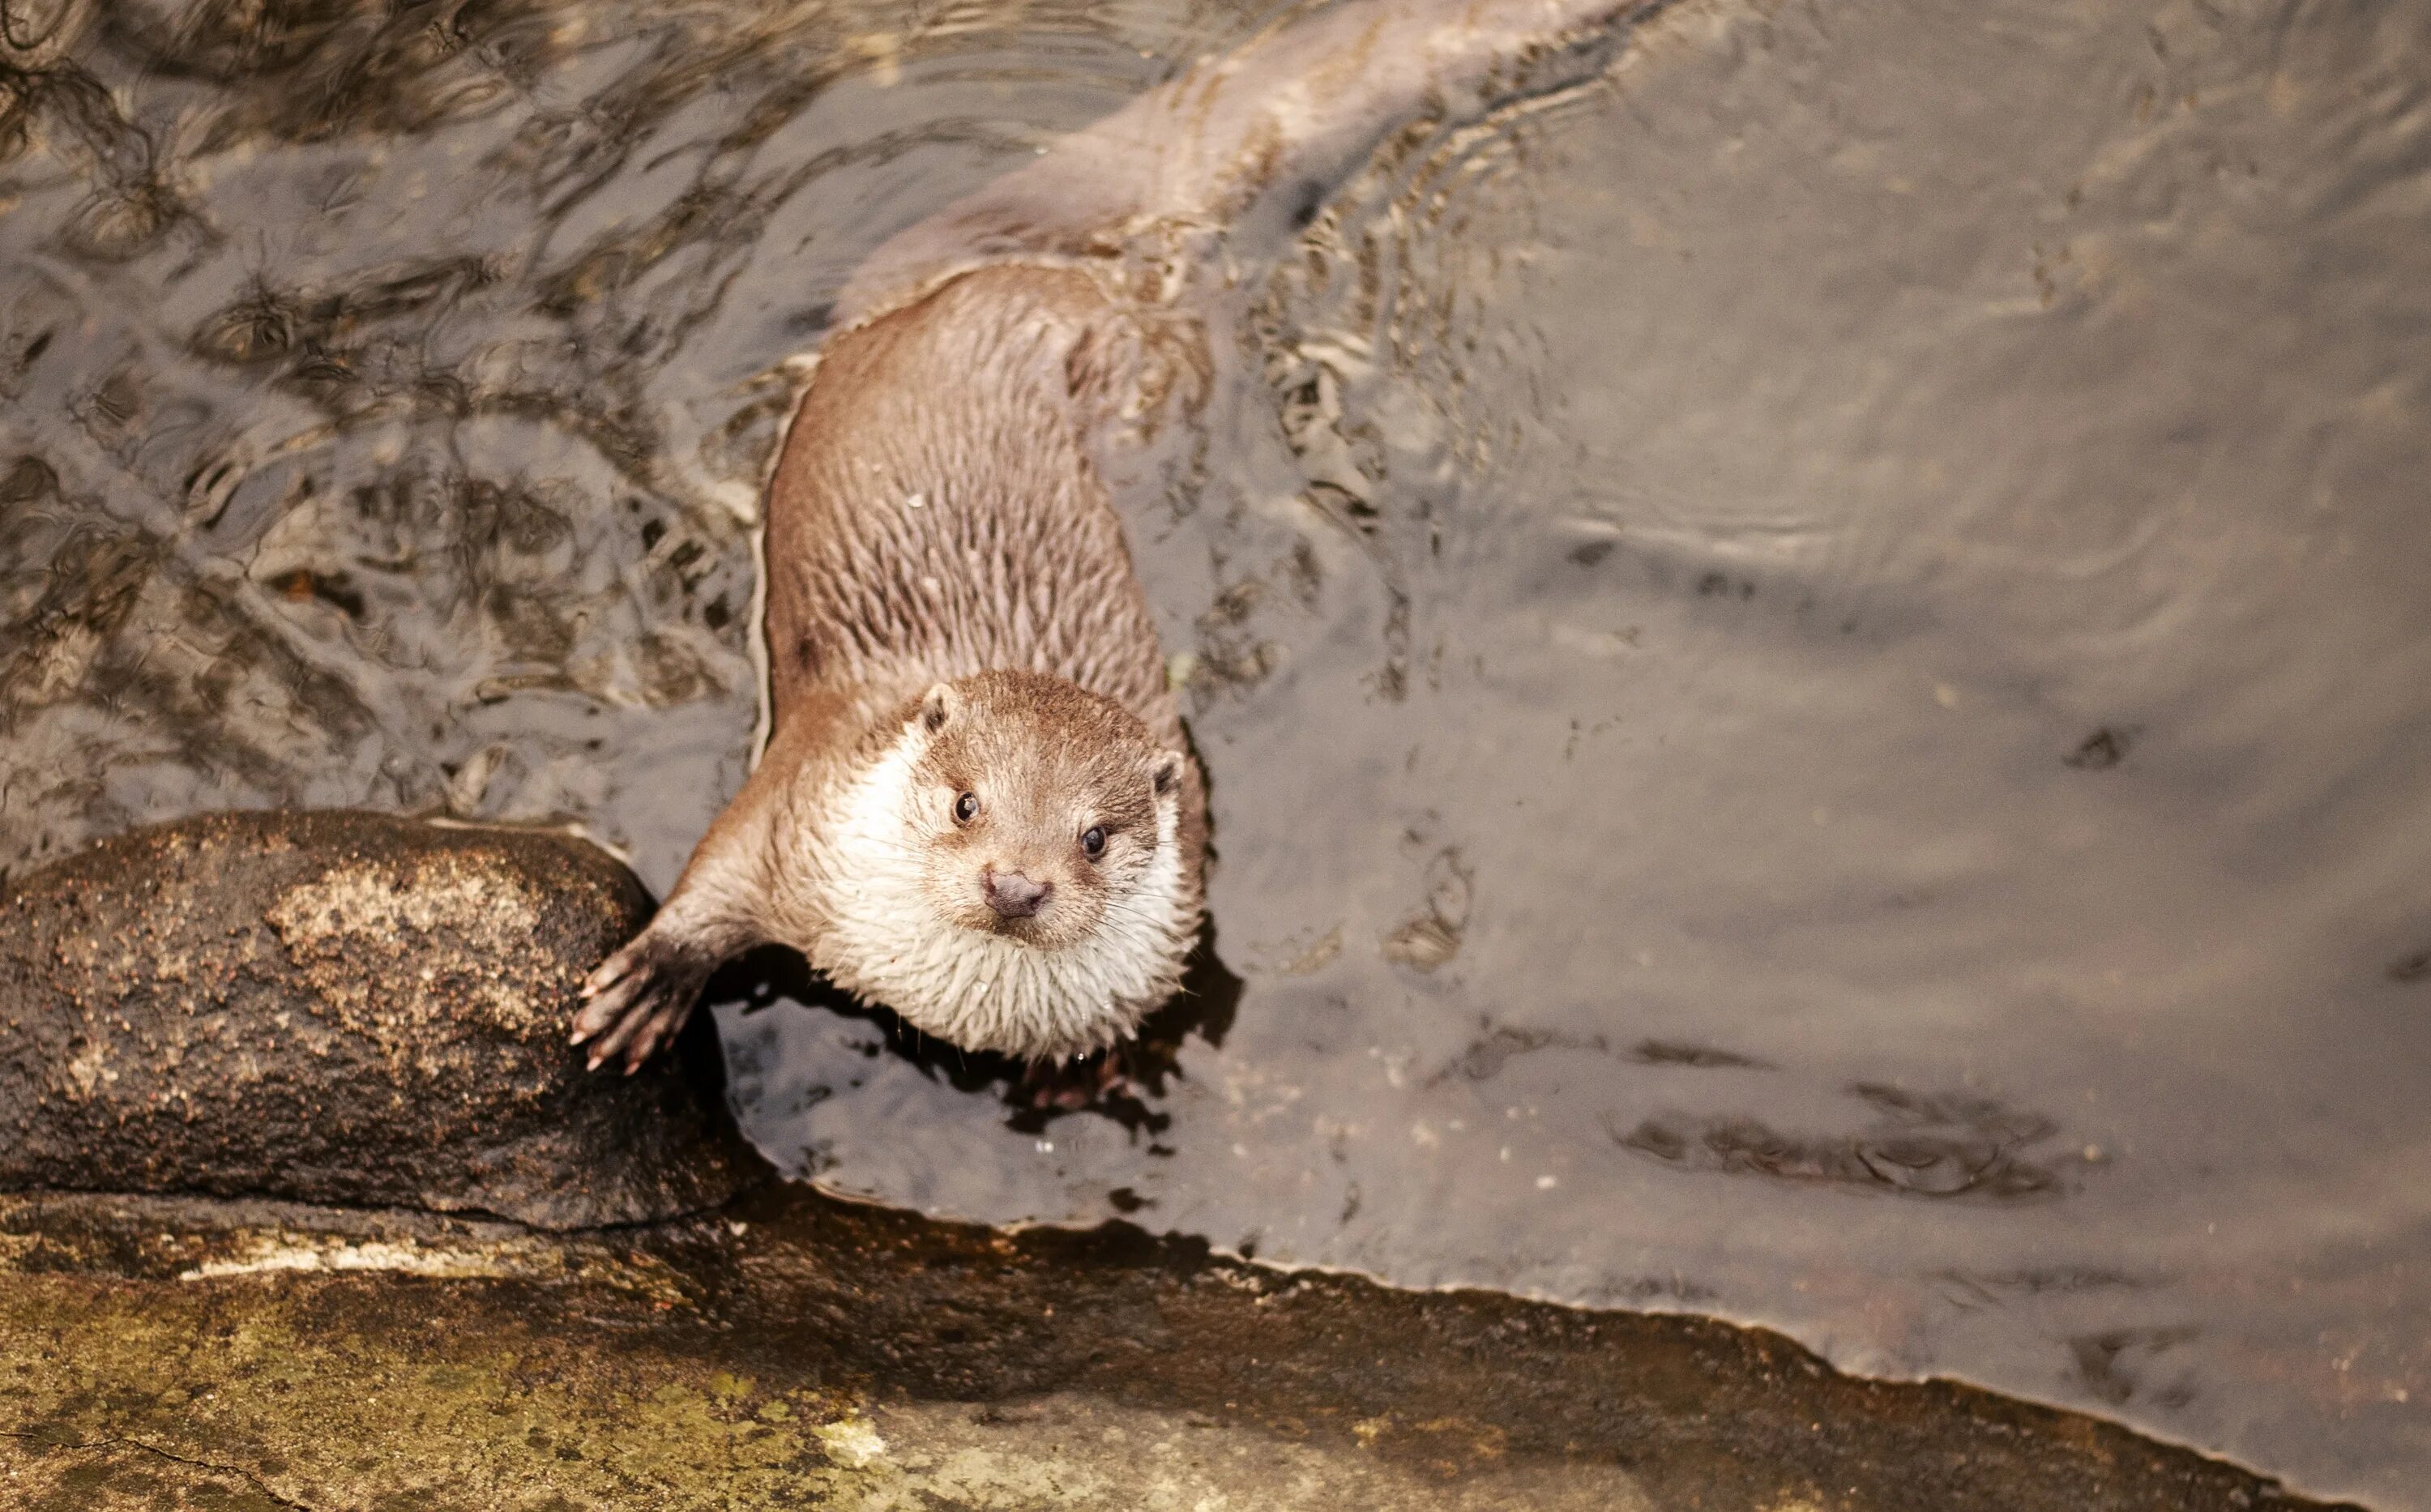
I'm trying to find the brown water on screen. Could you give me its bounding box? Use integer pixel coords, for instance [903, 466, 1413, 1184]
[3, 0, 2428, 1505]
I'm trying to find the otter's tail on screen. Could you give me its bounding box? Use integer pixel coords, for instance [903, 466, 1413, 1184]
[836, 0, 1660, 325]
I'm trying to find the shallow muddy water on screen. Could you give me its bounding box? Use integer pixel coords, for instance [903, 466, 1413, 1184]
[3, 0, 2428, 1505]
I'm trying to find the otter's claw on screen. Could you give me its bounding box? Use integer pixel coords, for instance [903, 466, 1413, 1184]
[1019, 1050, 1130, 1110]
[570, 932, 711, 1074]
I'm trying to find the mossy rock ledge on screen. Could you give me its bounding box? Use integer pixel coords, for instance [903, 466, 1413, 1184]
[0, 809, 753, 1228]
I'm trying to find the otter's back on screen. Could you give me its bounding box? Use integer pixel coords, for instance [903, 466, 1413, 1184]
[763, 267, 1177, 745]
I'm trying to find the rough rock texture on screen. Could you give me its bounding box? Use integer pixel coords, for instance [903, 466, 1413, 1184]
[0, 1189, 2364, 1512]
[0, 809, 753, 1228]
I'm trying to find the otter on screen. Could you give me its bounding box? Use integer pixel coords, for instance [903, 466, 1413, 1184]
[570, 266, 1207, 1073]
[570, 0, 1654, 1073]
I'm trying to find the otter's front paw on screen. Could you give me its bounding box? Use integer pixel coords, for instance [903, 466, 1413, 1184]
[570, 931, 713, 1074]
[1019, 1051, 1130, 1111]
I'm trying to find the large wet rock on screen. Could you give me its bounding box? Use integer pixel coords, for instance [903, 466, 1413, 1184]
[0, 1187, 2360, 1511]
[0, 809, 752, 1228]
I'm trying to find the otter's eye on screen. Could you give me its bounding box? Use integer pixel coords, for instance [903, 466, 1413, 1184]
[1080, 825, 1108, 858]
[953, 791, 981, 824]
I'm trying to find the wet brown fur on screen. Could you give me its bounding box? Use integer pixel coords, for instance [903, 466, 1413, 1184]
[908, 669, 1179, 952]
[715, 263, 1204, 938]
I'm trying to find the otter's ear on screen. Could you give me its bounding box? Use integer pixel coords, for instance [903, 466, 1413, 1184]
[1151, 751, 1186, 797]
[918, 683, 958, 736]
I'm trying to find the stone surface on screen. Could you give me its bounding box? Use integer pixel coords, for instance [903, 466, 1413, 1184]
[0, 809, 753, 1228]
[0, 1187, 2362, 1511]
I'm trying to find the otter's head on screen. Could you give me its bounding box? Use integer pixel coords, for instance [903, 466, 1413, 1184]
[816, 669, 1199, 1061]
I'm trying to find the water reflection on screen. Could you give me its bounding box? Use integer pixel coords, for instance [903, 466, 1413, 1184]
[711, 925, 1240, 1138]
[1615, 1083, 2070, 1204]
[3, 0, 2428, 1506]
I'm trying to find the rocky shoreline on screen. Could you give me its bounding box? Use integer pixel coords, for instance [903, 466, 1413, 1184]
[0, 814, 2367, 1510]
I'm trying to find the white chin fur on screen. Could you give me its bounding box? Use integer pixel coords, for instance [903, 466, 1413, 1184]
[813, 736, 1194, 1060]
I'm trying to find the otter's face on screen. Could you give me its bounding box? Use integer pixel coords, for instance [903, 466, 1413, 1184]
[908, 679, 1181, 953]
[814, 669, 1200, 1061]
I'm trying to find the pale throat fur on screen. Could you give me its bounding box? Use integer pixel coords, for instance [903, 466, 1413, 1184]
[801, 675, 1198, 1061]
[660, 672, 1202, 1062]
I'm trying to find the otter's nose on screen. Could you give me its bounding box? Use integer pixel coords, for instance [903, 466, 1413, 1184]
[983, 868, 1052, 919]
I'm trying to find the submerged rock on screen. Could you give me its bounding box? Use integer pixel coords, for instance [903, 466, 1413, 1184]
[0, 809, 752, 1228]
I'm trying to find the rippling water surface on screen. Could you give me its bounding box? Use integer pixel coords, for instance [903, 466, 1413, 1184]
[4, 0, 2428, 1504]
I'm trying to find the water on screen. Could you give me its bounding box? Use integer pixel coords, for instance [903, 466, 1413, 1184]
[4, 0, 2428, 1505]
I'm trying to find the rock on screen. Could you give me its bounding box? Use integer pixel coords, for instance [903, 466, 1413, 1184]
[0, 809, 754, 1228]
[0, 1187, 2359, 1512]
